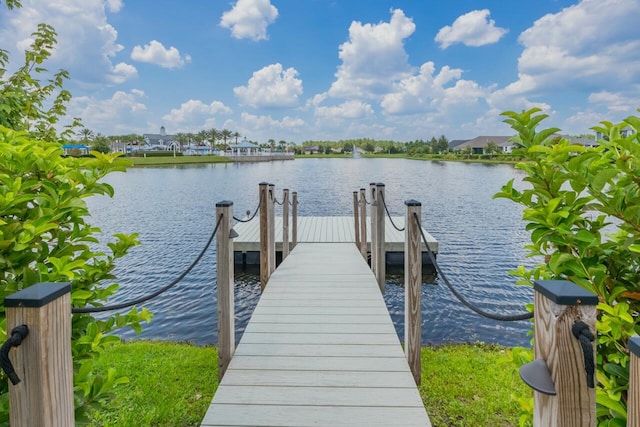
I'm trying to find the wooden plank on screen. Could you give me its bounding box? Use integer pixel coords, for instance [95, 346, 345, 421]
[240, 332, 401, 345]
[221, 369, 418, 388]
[244, 322, 398, 335]
[227, 355, 411, 371]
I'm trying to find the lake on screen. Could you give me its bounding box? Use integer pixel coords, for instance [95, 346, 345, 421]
[86, 158, 536, 347]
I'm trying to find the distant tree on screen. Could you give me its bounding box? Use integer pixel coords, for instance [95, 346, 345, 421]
[268, 138, 276, 151]
[220, 129, 233, 146]
[278, 140, 286, 151]
[78, 127, 94, 142]
[363, 142, 375, 153]
[91, 133, 111, 154]
[233, 131, 240, 144]
[485, 141, 499, 158]
[463, 145, 473, 158]
[436, 135, 449, 154]
[175, 132, 188, 151]
[207, 128, 220, 149]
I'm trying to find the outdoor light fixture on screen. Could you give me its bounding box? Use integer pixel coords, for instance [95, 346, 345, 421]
[229, 229, 239, 239]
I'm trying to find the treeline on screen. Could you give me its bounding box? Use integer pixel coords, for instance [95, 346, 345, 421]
[299, 136, 451, 155]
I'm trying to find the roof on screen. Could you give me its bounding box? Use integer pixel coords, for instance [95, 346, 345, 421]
[143, 133, 176, 145]
[234, 139, 258, 149]
[62, 144, 89, 149]
[454, 136, 512, 149]
[448, 139, 470, 149]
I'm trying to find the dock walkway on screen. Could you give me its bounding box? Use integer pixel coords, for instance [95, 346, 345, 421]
[201, 243, 431, 426]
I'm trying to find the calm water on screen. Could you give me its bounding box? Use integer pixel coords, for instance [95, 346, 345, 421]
[86, 158, 536, 347]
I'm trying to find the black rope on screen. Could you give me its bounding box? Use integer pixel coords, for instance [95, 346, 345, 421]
[413, 213, 533, 322]
[273, 198, 284, 206]
[0, 325, 29, 385]
[233, 199, 262, 223]
[72, 215, 223, 314]
[380, 193, 405, 232]
[572, 321, 595, 388]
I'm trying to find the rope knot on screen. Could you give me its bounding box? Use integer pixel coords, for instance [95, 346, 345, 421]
[572, 320, 595, 388]
[0, 325, 30, 385]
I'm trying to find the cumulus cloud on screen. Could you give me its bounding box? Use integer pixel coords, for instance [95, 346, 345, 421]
[131, 40, 190, 69]
[162, 100, 232, 128]
[0, 0, 136, 86]
[105, 0, 123, 13]
[68, 89, 148, 134]
[329, 9, 415, 98]
[220, 0, 278, 41]
[502, 0, 640, 100]
[241, 112, 305, 130]
[234, 63, 303, 108]
[435, 9, 508, 49]
[588, 90, 640, 112]
[315, 100, 374, 120]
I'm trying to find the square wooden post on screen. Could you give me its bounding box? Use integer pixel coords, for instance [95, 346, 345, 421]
[259, 182, 269, 291]
[531, 280, 597, 427]
[5, 282, 74, 427]
[216, 201, 235, 380]
[375, 183, 386, 293]
[291, 192, 298, 250]
[353, 191, 360, 251]
[405, 200, 422, 385]
[282, 189, 290, 261]
[629, 337, 640, 427]
[369, 182, 377, 275]
[268, 184, 276, 275]
[359, 188, 367, 259]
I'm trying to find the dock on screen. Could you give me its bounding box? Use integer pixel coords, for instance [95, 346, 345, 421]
[202, 243, 431, 426]
[232, 216, 438, 265]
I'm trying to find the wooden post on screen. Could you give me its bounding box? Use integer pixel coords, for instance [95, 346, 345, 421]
[359, 188, 367, 259]
[216, 201, 235, 380]
[292, 191, 298, 249]
[370, 182, 377, 274]
[353, 191, 360, 250]
[282, 189, 290, 261]
[268, 184, 276, 274]
[375, 183, 386, 293]
[629, 337, 640, 427]
[259, 182, 269, 291]
[532, 280, 597, 427]
[405, 200, 422, 385]
[5, 282, 74, 426]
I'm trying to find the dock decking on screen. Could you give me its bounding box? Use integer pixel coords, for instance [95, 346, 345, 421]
[202, 243, 431, 426]
[232, 216, 438, 265]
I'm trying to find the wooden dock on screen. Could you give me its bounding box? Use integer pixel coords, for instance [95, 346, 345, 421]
[232, 216, 438, 265]
[202, 243, 431, 426]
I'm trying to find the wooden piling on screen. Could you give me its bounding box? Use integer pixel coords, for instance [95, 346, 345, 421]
[532, 280, 597, 427]
[268, 184, 276, 275]
[353, 191, 360, 250]
[375, 183, 386, 293]
[259, 182, 269, 291]
[370, 183, 377, 275]
[216, 201, 235, 380]
[282, 189, 290, 261]
[5, 282, 74, 427]
[359, 188, 367, 259]
[404, 200, 422, 385]
[629, 337, 640, 427]
[292, 191, 298, 249]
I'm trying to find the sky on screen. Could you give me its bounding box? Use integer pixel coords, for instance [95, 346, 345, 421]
[1, 0, 639, 143]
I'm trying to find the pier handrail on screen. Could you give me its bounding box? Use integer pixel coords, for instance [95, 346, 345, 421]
[233, 199, 261, 223]
[379, 192, 405, 232]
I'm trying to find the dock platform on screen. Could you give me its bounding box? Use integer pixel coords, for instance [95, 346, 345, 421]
[232, 216, 438, 265]
[201, 243, 431, 426]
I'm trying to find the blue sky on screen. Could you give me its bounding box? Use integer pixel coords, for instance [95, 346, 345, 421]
[1, 0, 639, 142]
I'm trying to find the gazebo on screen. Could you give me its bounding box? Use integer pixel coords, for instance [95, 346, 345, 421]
[229, 137, 259, 155]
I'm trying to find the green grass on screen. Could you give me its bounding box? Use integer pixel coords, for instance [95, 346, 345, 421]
[90, 341, 527, 426]
[129, 155, 231, 166]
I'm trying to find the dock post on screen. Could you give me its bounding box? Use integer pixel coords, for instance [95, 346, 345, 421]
[404, 200, 422, 385]
[282, 189, 290, 261]
[359, 188, 367, 259]
[629, 337, 640, 427]
[216, 201, 235, 380]
[375, 183, 386, 293]
[353, 191, 360, 251]
[268, 184, 276, 275]
[369, 183, 377, 274]
[5, 282, 74, 426]
[292, 191, 298, 249]
[530, 280, 597, 427]
[259, 182, 270, 291]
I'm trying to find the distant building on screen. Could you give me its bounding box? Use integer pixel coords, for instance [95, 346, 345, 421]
[453, 136, 513, 154]
[595, 126, 635, 141]
[62, 144, 89, 155]
[143, 126, 177, 150]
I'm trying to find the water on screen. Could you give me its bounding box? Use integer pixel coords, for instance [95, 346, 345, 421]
[86, 158, 536, 347]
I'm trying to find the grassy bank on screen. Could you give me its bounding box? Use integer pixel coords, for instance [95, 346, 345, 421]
[89, 341, 527, 426]
[129, 155, 231, 166]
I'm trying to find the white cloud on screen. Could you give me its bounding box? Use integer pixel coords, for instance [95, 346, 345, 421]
[506, 0, 640, 97]
[68, 89, 148, 134]
[234, 63, 303, 108]
[435, 9, 508, 49]
[588, 90, 640, 112]
[161, 99, 232, 130]
[315, 100, 374, 120]
[220, 0, 278, 41]
[329, 9, 415, 98]
[0, 0, 136, 86]
[131, 40, 190, 69]
[241, 112, 305, 130]
[105, 0, 123, 13]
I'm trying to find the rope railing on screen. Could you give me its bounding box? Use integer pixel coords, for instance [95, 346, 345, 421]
[380, 192, 405, 232]
[233, 199, 261, 223]
[71, 214, 223, 314]
[412, 212, 533, 322]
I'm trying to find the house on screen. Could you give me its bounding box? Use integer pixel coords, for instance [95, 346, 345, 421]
[62, 144, 89, 155]
[453, 136, 513, 154]
[595, 126, 635, 141]
[448, 139, 470, 150]
[303, 146, 320, 154]
[143, 126, 176, 150]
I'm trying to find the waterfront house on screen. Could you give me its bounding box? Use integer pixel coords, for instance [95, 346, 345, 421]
[143, 126, 177, 150]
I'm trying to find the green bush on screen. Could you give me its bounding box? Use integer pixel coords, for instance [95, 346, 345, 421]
[495, 108, 640, 426]
[131, 150, 184, 157]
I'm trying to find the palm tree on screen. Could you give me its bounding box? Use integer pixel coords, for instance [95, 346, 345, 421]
[268, 139, 275, 152]
[78, 128, 94, 142]
[207, 128, 220, 150]
[220, 129, 232, 147]
[233, 131, 240, 145]
[175, 132, 188, 152]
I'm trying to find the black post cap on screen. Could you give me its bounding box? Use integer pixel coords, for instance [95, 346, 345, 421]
[369, 182, 376, 186]
[377, 182, 385, 187]
[216, 200, 233, 207]
[405, 199, 422, 207]
[5, 282, 71, 308]
[259, 182, 269, 186]
[629, 336, 640, 358]
[533, 280, 598, 305]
